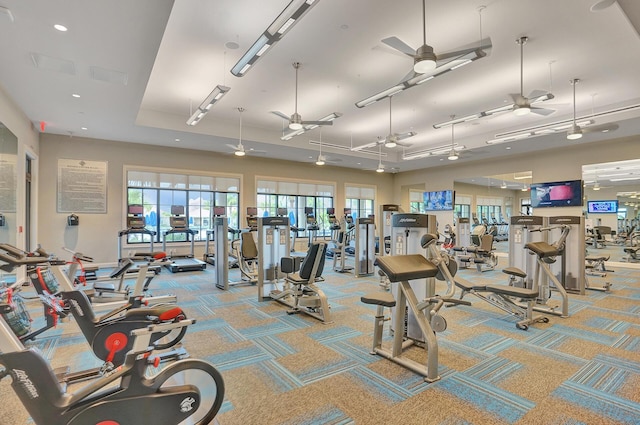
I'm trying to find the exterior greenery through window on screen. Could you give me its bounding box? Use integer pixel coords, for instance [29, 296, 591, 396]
[126, 170, 240, 244]
[346, 185, 375, 221]
[256, 179, 334, 237]
[409, 190, 425, 213]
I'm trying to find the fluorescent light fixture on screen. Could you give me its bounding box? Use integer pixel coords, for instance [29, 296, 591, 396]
[231, 0, 320, 77]
[513, 172, 532, 180]
[402, 144, 465, 160]
[280, 112, 341, 140]
[484, 104, 514, 115]
[433, 113, 481, 129]
[486, 132, 532, 145]
[496, 119, 594, 139]
[186, 85, 230, 126]
[610, 176, 640, 182]
[54, 24, 68, 32]
[355, 45, 490, 108]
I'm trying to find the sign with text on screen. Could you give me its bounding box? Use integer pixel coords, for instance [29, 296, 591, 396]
[57, 159, 108, 213]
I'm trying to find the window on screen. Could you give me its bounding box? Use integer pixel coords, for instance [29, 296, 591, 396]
[409, 190, 425, 213]
[520, 197, 532, 216]
[476, 196, 503, 224]
[345, 185, 375, 221]
[454, 195, 471, 221]
[126, 169, 240, 244]
[257, 179, 334, 236]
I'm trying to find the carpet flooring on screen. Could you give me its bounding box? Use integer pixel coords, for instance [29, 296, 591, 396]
[1, 255, 639, 424]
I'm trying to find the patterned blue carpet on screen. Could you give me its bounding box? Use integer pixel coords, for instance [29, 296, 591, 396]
[1, 258, 639, 424]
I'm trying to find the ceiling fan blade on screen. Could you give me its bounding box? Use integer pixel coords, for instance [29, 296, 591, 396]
[582, 123, 619, 134]
[436, 37, 493, 61]
[351, 140, 381, 152]
[530, 107, 555, 116]
[526, 89, 552, 102]
[396, 131, 417, 141]
[300, 120, 333, 126]
[225, 143, 241, 151]
[381, 36, 417, 57]
[271, 110, 291, 120]
[509, 93, 526, 104]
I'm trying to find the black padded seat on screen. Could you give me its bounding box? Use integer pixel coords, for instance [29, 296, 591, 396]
[361, 292, 396, 307]
[419, 233, 439, 248]
[586, 255, 609, 262]
[109, 259, 134, 279]
[623, 247, 640, 253]
[374, 255, 438, 282]
[503, 267, 526, 278]
[94, 282, 116, 292]
[525, 241, 559, 258]
[484, 284, 538, 299]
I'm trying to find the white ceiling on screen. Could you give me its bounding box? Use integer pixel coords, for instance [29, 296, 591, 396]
[1, 0, 639, 172]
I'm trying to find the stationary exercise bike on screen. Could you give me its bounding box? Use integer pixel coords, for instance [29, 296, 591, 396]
[0, 308, 224, 425]
[1, 248, 188, 368]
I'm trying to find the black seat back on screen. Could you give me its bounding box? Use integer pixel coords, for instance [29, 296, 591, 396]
[299, 242, 327, 280]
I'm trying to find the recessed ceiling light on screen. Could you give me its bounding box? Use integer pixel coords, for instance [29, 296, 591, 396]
[506, 146, 512, 150]
[175, 138, 180, 142]
[225, 41, 239, 50]
[81, 127, 87, 130]
[72, 93, 80, 98]
[54, 24, 68, 32]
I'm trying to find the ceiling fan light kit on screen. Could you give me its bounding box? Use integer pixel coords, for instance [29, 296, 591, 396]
[230, 0, 320, 77]
[186, 84, 230, 126]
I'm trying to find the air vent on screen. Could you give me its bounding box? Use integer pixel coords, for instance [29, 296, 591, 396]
[30, 53, 75, 75]
[90, 66, 128, 86]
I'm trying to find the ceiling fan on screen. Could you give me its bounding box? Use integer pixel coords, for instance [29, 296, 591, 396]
[508, 36, 555, 117]
[383, 0, 489, 74]
[567, 79, 619, 140]
[272, 62, 337, 131]
[309, 129, 341, 165]
[351, 97, 416, 152]
[226, 107, 266, 156]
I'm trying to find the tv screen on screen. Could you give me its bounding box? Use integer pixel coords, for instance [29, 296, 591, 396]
[424, 190, 454, 211]
[326, 207, 335, 214]
[247, 207, 258, 216]
[276, 207, 287, 216]
[344, 208, 352, 215]
[128, 204, 144, 215]
[213, 206, 226, 216]
[587, 200, 618, 214]
[170, 205, 184, 215]
[531, 180, 583, 208]
[304, 207, 313, 214]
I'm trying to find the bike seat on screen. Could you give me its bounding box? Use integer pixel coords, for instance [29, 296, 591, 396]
[125, 305, 184, 321]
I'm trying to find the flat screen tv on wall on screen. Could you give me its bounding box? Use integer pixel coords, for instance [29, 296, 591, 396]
[423, 190, 454, 211]
[587, 200, 618, 214]
[530, 180, 583, 208]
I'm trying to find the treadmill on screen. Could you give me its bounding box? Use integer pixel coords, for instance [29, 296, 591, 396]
[117, 204, 163, 274]
[162, 205, 206, 273]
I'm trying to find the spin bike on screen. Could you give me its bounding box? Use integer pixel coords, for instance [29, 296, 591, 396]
[0, 309, 224, 425]
[1, 249, 188, 368]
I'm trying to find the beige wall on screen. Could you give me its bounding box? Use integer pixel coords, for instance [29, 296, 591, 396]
[0, 85, 40, 251]
[38, 134, 395, 262]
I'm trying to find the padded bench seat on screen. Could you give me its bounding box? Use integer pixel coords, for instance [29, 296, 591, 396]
[374, 255, 438, 282]
[586, 255, 609, 262]
[525, 241, 559, 258]
[361, 291, 396, 307]
[503, 267, 526, 278]
[484, 284, 538, 299]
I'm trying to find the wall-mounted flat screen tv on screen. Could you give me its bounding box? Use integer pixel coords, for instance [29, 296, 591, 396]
[423, 190, 454, 211]
[531, 180, 583, 208]
[587, 200, 618, 214]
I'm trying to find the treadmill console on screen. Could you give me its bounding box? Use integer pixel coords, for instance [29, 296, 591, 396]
[127, 216, 146, 229]
[170, 216, 188, 229]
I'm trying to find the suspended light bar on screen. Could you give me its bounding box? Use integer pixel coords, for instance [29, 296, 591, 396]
[486, 119, 595, 144]
[231, 0, 320, 77]
[402, 144, 466, 160]
[186, 85, 230, 126]
[355, 43, 490, 108]
[432, 113, 482, 129]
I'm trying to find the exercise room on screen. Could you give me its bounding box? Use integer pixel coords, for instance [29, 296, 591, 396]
[0, 1, 639, 424]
